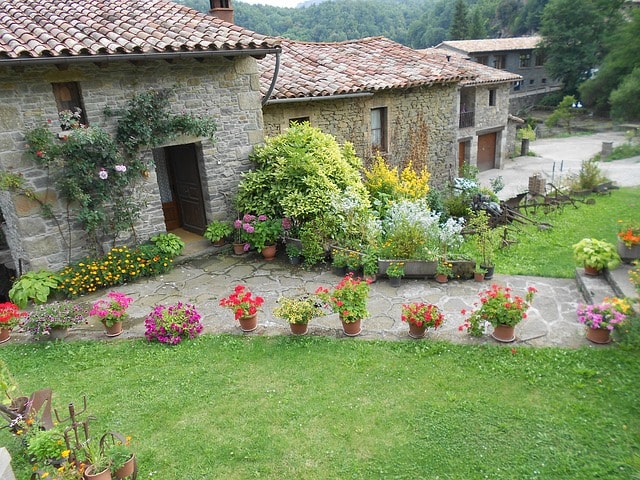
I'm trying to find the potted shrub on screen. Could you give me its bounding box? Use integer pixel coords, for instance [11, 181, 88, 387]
[460, 284, 537, 342]
[577, 300, 627, 344]
[90, 292, 133, 337]
[468, 210, 500, 279]
[203, 220, 233, 246]
[285, 243, 302, 265]
[616, 221, 640, 263]
[219, 285, 264, 332]
[401, 302, 444, 339]
[144, 302, 203, 344]
[572, 238, 621, 275]
[315, 274, 370, 336]
[273, 294, 325, 335]
[20, 301, 87, 340]
[0, 302, 27, 343]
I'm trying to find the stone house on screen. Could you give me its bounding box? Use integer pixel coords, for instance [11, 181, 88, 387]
[435, 36, 563, 114]
[258, 37, 471, 185]
[0, 0, 280, 273]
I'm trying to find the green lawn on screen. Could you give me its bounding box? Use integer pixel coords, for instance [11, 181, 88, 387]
[1, 336, 639, 479]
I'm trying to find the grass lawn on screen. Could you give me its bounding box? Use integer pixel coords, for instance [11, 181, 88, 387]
[1, 336, 639, 479]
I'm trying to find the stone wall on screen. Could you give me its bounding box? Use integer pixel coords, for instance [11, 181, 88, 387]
[263, 82, 458, 187]
[0, 56, 264, 272]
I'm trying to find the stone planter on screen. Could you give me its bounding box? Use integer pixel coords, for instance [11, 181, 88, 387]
[617, 240, 640, 264]
[378, 259, 437, 279]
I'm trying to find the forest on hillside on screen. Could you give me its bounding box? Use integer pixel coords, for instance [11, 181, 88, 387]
[177, 0, 548, 47]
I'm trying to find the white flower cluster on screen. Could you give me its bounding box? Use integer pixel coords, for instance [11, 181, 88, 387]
[438, 216, 465, 249]
[384, 199, 439, 236]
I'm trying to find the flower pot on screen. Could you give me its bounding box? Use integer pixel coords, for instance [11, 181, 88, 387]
[0, 327, 11, 344]
[586, 326, 611, 344]
[233, 242, 246, 255]
[617, 239, 640, 264]
[84, 464, 112, 480]
[288, 255, 301, 266]
[364, 273, 377, 284]
[474, 272, 485, 282]
[114, 454, 136, 479]
[332, 266, 346, 276]
[583, 265, 602, 276]
[435, 274, 448, 284]
[213, 238, 226, 247]
[103, 320, 123, 337]
[341, 318, 362, 336]
[238, 313, 258, 332]
[408, 322, 427, 339]
[491, 324, 516, 343]
[49, 326, 68, 340]
[261, 244, 277, 261]
[481, 265, 495, 280]
[378, 259, 437, 278]
[289, 323, 308, 335]
[388, 276, 401, 287]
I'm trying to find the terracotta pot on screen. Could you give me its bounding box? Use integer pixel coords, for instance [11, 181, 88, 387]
[103, 320, 123, 337]
[114, 454, 136, 479]
[408, 322, 427, 339]
[586, 326, 611, 344]
[233, 242, 246, 255]
[474, 272, 485, 282]
[583, 265, 601, 276]
[341, 318, 362, 336]
[289, 323, 308, 335]
[49, 326, 68, 340]
[83, 464, 112, 480]
[261, 244, 277, 261]
[213, 238, 226, 247]
[617, 239, 640, 264]
[0, 327, 11, 344]
[388, 276, 401, 287]
[435, 273, 448, 283]
[238, 313, 258, 332]
[364, 273, 377, 284]
[491, 324, 516, 343]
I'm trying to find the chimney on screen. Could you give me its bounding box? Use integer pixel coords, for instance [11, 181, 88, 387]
[209, 0, 234, 24]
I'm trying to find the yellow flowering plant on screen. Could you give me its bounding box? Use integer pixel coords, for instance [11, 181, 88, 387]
[273, 295, 326, 325]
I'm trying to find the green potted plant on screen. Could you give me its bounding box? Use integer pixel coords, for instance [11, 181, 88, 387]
[435, 260, 453, 283]
[315, 274, 370, 336]
[468, 210, 500, 279]
[103, 434, 135, 479]
[572, 238, 621, 275]
[285, 243, 302, 265]
[273, 294, 325, 335]
[150, 232, 185, 258]
[386, 261, 404, 287]
[203, 220, 233, 246]
[401, 302, 444, 339]
[83, 439, 111, 479]
[243, 214, 283, 259]
[25, 426, 68, 467]
[8, 270, 60, 308]
[89, 292, 133, 337]
[20, 301, 87, 340]
[460, 284, 537, 342]
[361, 247, 379, 283]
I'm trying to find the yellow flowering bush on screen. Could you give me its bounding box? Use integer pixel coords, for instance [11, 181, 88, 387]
[364, 156, 430, 207]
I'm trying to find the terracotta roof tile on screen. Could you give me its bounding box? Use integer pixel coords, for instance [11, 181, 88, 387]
[259, 37, 471, 100]
[0, 0, 279, 63]
[436, 36, 542, 54]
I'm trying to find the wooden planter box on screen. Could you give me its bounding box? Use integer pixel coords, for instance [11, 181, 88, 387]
[378, 259, 437, 278]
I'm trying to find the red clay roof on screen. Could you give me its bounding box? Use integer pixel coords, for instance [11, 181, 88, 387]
[0, 0, 279, 63]
[436, 36, 542, 55]
[421, 48, 522, 86]
[260, 36, 471, 101]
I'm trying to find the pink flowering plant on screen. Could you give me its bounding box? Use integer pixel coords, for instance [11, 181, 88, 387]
[235, 214, 283, 252]
[20, 301, 87, 339]
[315, 274, 370, 324]
[401, 302, 444, 329]
[144, 302, 203, 345]
[576, 302, 626, 331]
[460, 284, 537, 336]
[89, 291, 133, 327]
[219, 285, 264, 320]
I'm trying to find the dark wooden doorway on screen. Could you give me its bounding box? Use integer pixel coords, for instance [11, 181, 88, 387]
[458, 140, 470, 176]
[477, 132, 497, 172]
[164, 144, 206, 235]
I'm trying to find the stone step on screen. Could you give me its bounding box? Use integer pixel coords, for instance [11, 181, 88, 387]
[575, 263, 637, 308]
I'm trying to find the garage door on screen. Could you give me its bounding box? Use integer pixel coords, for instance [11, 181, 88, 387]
[477, 132, 497, 171]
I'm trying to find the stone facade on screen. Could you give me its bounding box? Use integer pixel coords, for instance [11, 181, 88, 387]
[263, 83, 458, 186]
[0, 56, 265, 272]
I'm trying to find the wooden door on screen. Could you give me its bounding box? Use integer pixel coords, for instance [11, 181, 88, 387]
[477, 132, 497, 171]
[165, 144, 206, 235]
[458, 141, 467, 176]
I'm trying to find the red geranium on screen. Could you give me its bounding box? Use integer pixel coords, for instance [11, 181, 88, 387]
[0, 302, 26, 329]
[219, 285, 264, 320]
[401, 302, 444, 328]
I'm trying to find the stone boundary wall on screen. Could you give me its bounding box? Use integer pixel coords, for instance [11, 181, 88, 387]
[0, 56, 264, 272]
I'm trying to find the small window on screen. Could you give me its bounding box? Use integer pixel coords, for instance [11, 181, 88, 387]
[476, 56, 488, 66]
[493, 55, 506, 69]
[489, 89, 497, 106]
[535, 53, 544, 67]
[514, 81, 521, 91]
[371, 107, 388, 152]
[51, 82, 87, 127]
[529, 79, 535, 85]
[289, 117, 309, 126]
[541, 78, 547, 84]
[519, 53, 531, 68]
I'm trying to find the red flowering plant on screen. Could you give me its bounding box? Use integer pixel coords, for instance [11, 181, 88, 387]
[0, 302, 26, 330]
[314, 274, 370, 324]
[617, 220, 640, 247]
[459, 284, 537, 337]
[144, 302, 203, 345]
[401, 302, 444, 329]
[219, 285, 264, 320]
[89, 291, 133, 327]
